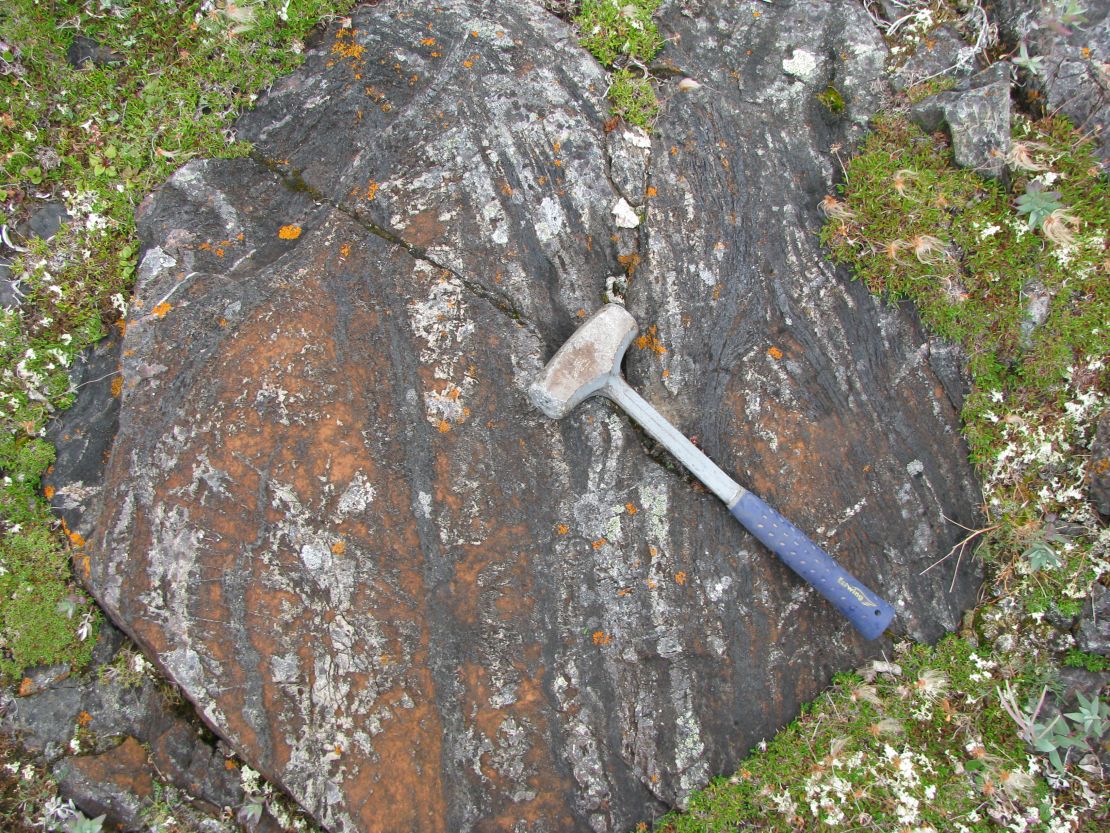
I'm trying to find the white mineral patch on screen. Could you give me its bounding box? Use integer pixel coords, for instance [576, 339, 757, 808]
[622, 128, 651, 150]
[336, 473, 375, 517]
[706, 575, 733, 602]
[535, 195, 566, 242]
[137, 246, 177, 283]
[906, 459, 925, 477]
[271, 652, 301, 683]
[300, 542, 331, 572]
[612, 197, 640, 228]
[782, 49, 819, 82]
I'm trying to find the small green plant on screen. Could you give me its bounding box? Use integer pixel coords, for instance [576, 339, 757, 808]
[1015, 182, 1065, 229]
[575, 0, 663, 65]
[1013, 40, 1045, 76]
[63, 813, 106, 833]
[574, 0, 664, 129]
[608, 69, 660, 128]
[999, 683, 1110, 772]
[1023, 537, 1062, 572]
[816, 85, 845, 114]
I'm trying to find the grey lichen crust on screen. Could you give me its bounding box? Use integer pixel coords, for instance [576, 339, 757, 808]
[75, 2, 984, 832]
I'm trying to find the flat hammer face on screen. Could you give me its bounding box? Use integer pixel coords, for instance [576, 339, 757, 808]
[530, 304, 895, 640]
[528, 304, 639, 419]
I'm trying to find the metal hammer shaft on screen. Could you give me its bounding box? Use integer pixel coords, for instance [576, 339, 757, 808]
[604, 377, 895, 640]
[604, 377, 743, 505]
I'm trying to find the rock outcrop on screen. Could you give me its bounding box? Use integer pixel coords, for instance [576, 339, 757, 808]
[68, 2, 983, 831]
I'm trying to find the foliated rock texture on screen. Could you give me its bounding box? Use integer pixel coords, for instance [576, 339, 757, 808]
[79, 2, 983, 831]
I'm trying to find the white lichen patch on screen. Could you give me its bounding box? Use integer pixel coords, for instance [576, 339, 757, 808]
[335, 472, 376, 518]
[535, 195, 567, 241]
[423, 379, 476, 429]
[782, 49, 820, 82]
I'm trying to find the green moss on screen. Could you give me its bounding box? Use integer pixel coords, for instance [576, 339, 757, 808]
[609, 69, 660, 129]
[905, 76, 956, 104]
[816, 85, 845, 114]
[574, 0, 664, 129]
[820, 116, 1107, 464]
[575, 0, 664, 66]
[1063, 650, 1110, 674]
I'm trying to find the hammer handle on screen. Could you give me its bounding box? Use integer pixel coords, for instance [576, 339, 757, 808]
[730, 492, 895, 640]
[605, 377, 893, 640]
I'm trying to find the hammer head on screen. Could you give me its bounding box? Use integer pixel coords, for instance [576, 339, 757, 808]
[529, 304, 639, 419]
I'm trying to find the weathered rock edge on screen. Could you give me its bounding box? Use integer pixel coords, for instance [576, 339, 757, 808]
[74, 2, 983, 832]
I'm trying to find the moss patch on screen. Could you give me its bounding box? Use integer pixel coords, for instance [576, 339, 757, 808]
[574, 0, 664, 129]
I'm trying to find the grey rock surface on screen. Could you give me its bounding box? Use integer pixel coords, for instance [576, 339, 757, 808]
[990, 0, 1110, 161]
[1089, 412, 1110, 517]
[910, 61, 1012, 178]
[64, 2, 984, 831]
[1075, 584, 1110, 656]
[891, 25, 979, 92]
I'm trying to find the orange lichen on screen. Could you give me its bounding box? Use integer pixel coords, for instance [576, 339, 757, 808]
[340, 243, 352, 257]
[110, 375, 124, 396]
[421, 37, 436, 46]
[625, 503, 637, 515]
[18, 678, 33, 697]
[592, 631, 611, 646]
[645, 186, 657, 198]
[331, 541, 346, 555]
[152, 302, 172, 319]
[76, 711, 92, 727]
[365, 182, 379, 200]
[43, 485, 55, 499]
[331, 30, 365, 61]
[68, 530, 85, 548]
[278, 224, 302, 240]
[556, 523, 569, 535]
[634, 325, 667, 354]
[591, 537, 607, 549]
[674, 571, 687, 585]
[617, 252, 640, 276]
[768, 345, 784, 360]
[437, 419, 452, 433]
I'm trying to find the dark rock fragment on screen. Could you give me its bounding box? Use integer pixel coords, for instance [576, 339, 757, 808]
[910, 61, 1012, 178]
[67, 35, 124, 69]
[1089, 412, 1110, 517]
[1075, 584, 1110, 657]
[25, 202, 71, 241]
[44, 329, 122, 535]
[54, 736, 154, 832]
[891, 25, 979, 92]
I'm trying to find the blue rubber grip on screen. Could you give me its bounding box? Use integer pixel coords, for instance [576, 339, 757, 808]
[730, 491, 894, 640]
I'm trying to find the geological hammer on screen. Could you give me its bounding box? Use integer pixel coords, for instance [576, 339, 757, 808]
[529, 304, 895, 640]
